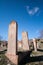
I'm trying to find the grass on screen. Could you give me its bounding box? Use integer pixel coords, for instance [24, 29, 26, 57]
[0, 54, 7, 65]
[0, 50, 43, 65]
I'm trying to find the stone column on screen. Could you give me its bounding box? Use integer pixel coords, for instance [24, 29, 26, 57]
[22, 32, 29, 51]
[33, 38, 37, 52]
[5, 21, 18, 65]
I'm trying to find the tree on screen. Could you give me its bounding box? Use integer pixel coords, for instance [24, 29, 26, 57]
[38, 30, 43, 39]
[0, 35, 3, 41]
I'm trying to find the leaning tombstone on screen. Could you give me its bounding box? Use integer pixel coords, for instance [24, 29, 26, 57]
[5, 21, 18, 65]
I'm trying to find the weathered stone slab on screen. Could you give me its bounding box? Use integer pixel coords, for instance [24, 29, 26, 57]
[22, 32, 29, 51]
[5, 53, 18, 65]
[7, 21, 17, 55]
[33, 38, 37, 52]
[5, 21, 18, 65]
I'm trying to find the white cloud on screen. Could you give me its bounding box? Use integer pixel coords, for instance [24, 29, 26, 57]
[26, 6, 39, 16]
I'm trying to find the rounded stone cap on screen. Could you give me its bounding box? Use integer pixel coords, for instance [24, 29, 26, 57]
[33, 38, 36, 42]
[10, 21, 16, 24]
[9, 20, 18, 28]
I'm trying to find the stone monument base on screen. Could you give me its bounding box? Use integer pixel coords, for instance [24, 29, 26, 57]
[5, 53, 18, 65]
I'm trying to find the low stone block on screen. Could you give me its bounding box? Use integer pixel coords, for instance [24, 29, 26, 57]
[5, 53, 18, 65]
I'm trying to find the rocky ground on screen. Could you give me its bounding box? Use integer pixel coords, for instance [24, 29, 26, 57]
[0, 51, 15, 65]
[0, 50, 43, 65]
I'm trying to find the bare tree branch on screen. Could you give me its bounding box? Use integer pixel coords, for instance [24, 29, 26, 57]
[0, 35, 3, 41]
[38, 30, 43, 39]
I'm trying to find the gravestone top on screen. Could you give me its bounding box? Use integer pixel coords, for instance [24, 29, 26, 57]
[10, 21, 16, 25]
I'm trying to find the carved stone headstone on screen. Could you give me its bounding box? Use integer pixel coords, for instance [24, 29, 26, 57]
[33, 38, 37, 51]
[6, 21, 18, 65]
[22, 32, 29, 51]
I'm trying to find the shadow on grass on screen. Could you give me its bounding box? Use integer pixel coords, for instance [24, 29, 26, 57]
[18, 51, 31, 65]
[37, 49, 43, 52]
[18, 51, 43, 65]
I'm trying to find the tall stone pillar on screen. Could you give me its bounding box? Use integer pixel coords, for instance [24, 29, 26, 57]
[5, 21, 18, 65]
[22, 32, 29, 51]
[33, 38, 37, 52]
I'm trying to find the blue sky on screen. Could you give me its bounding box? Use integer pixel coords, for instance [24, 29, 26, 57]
[0, 0, 43, 40]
